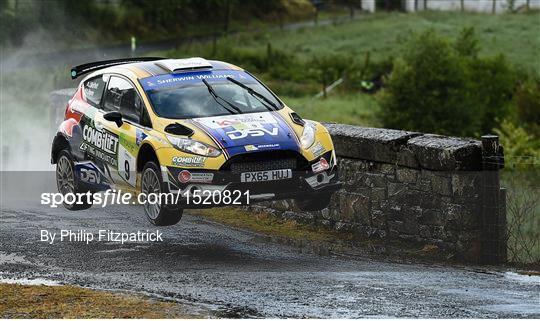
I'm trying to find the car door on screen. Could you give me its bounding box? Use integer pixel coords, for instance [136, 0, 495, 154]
[97, 75, 147, 190]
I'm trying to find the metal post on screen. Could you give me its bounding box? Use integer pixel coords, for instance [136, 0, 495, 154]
[131, 36, 136, 57]
[481, 135, 507, 264]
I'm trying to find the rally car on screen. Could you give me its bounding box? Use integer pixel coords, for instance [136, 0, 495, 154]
[51, 57, 341, 225]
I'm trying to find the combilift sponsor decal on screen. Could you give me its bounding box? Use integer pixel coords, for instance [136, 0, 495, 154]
[172, 156, 207, 167]
[82, 125, 119, 154]
[79, 124, 119, 167]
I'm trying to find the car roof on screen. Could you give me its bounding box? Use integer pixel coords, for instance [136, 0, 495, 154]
[86, 58, 242, 81]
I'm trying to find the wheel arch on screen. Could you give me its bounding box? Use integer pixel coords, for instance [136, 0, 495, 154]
[51, 134, 70, 164]
[136, 143, 159, 172]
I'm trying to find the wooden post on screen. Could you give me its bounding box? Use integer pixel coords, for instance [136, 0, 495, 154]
[492, 0, 497, 14]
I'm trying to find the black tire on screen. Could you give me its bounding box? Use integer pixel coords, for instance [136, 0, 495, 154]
[55, 150, 93, 211]
[141, 161, 183, 226]
[294, 193, 333, 212]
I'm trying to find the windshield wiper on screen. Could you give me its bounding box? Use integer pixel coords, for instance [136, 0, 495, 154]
[226, 77, 279, 111]
[202, 79, 242, 114]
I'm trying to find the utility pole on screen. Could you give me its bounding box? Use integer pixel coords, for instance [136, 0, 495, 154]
[460, 0, 464, 12]
[492, 0, 497, 14]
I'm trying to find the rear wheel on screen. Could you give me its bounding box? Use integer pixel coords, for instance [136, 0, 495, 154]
[55, 150, 92, 210]
[141, 161, 183, 226]
[294, 193, 332, 212]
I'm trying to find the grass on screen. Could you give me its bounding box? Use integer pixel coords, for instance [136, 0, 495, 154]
[0, 283, 195, 318]
[281, 92, 380, 126]
[502, 167, 540, 265]
[191, 207, 343, 243]
[168, 11, 540, 75]
[159, 10, 540, 128]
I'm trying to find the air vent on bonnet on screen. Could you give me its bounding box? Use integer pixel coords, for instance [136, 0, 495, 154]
[164, 123, 194, 136]
[290, 112, 305, 126]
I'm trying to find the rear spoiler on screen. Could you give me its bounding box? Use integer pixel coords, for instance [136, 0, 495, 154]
[70, 57, 165, 80]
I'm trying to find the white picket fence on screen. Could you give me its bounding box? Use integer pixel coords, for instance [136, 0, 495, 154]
[360, 0, 540, 13]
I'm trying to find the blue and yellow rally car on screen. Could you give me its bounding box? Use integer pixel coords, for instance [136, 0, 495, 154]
[51, 57, 341, 225]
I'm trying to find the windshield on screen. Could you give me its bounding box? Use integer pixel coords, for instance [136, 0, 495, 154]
[140, 70, 282, 119]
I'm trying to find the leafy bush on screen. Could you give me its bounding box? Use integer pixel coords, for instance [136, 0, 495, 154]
[514, 78, 540, 137]
[454, 27, 479, 58]
[377, 28, 515, 137]
[495, 120, 540, 166]
[377, 30, 480, 136]
[466, 54, 515, 134]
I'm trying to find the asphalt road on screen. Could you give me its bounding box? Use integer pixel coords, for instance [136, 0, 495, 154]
[1, 173, 539, 318]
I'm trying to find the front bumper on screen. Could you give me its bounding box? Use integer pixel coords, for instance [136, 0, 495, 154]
[163, 166, 342, 209]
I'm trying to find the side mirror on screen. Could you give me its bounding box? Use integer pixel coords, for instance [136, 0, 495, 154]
[103, 111, 123, 127]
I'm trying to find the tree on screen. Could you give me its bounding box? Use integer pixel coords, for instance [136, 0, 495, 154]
[378, 30, 479, 136]
[378, 28, 515, 136]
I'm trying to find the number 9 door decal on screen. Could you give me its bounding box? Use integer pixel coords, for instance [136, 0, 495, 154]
[118, 144, 136, 187]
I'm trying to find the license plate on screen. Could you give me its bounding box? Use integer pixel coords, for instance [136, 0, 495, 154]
[240, 169, 292, 182]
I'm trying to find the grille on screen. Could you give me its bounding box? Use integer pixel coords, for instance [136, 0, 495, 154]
[230, 158, 297, 174]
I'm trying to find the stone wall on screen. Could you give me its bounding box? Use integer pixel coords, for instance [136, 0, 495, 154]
[250, 124, 507, 263]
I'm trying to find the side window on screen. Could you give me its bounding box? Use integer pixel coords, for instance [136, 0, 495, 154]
[140, 108, 152, 128]
[103, 76, 142, 124]
[83, 75, 106, 107]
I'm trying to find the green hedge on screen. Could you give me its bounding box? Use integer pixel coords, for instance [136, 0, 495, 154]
[377, 28, 515, 137]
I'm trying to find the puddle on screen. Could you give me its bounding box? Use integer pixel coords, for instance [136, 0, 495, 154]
[479, 303, 540, 315]
[0, 277, 61, 286]
[0, 252, 31, 265]
[97, 248, 139, 254]
[504, 272, 540, 284]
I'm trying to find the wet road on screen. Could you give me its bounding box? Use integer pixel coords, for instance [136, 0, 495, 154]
[1, 174, 539, 318]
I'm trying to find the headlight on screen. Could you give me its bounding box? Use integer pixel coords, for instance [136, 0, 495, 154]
[300, 122, 316, 149]
[166, 135, 221, 157]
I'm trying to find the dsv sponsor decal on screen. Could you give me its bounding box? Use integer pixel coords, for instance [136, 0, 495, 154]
[226, 127, 278, 140]
[83, 125, 119, 155]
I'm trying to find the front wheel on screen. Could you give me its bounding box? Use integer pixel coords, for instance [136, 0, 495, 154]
[294, 193, 333, 212]
[141, 161, 183, 226]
